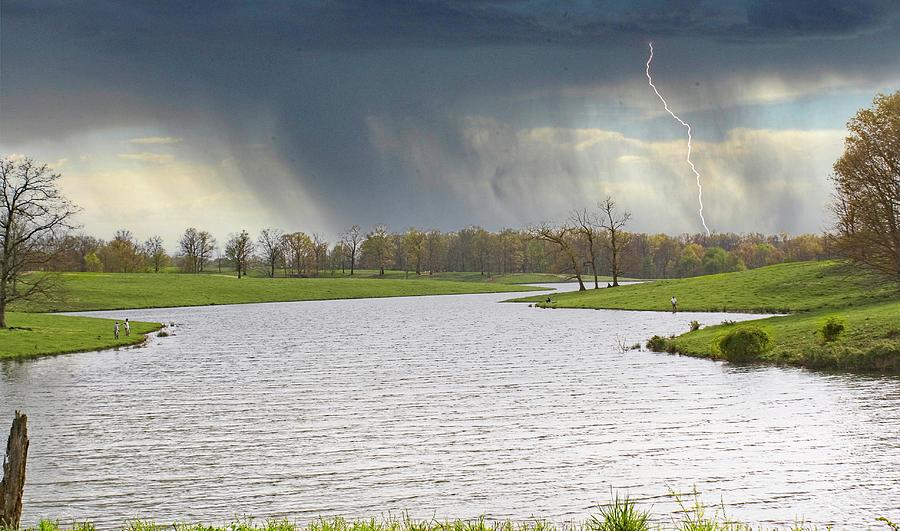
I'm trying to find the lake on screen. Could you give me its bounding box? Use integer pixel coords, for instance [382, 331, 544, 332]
[2, 285, 898, 528]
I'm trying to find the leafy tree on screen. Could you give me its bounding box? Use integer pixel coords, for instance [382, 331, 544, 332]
[84, 251, 103, 272]
[403, 228, 426, 275]
[830, 91, 900, 280]
[143, 235, 169, 273]
[703, 247, 727, 274]
[362, 224, 392, 275]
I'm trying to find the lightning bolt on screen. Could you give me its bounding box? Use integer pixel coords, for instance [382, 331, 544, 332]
[645, 42, 711, 236]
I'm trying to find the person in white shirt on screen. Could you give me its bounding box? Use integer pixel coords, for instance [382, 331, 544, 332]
[670, 296, 678, 312]
[123, 318, 131, 336]
[114, 321, 120, 339]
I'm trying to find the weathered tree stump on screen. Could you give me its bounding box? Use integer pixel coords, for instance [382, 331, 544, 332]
[0, 411, 29, 528]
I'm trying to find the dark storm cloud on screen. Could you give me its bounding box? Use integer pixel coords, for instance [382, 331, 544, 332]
[745, 0, 898, 37]
[1, 0, 899, 235]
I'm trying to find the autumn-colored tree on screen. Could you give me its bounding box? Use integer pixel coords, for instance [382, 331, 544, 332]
[403, 228, 427, 275]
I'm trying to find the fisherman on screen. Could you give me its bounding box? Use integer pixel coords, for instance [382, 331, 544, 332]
[114, 321, 120, 340]
[124, 318, 131, 336]
[671, 295, 678, 312]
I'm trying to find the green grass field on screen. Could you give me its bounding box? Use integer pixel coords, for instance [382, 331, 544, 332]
[513, 261, 900, 372]
[0, 312, 161, 360]
[1, 272, 543, 360]
[15, 272, 542, 313]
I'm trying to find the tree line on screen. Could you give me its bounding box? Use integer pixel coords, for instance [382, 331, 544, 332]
[38, 219, 833, 285]
[3, 90, 897, 328]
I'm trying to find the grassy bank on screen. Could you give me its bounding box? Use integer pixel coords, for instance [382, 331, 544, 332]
[512, 261, 900, 372]
[15, 273, 543, 313]
[0, 312, 161, 360]
[14, 503, 900, 531]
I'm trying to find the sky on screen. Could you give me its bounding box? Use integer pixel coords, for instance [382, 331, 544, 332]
[2, 0, 899, 246]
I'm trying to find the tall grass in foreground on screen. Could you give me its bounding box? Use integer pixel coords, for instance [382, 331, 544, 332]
[10, 496, 898, 531]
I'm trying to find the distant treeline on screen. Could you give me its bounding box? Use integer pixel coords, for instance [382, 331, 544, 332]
[40, 225, 832, 280]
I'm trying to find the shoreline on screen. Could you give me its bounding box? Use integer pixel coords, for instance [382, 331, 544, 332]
[510, 261, 900, 374]
[2, 275, 546, 361]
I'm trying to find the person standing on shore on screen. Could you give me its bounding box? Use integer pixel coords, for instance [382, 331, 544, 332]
[124, 318, 131, 336]
[114, 321, 120, 340]
[671, 296, 678, 312]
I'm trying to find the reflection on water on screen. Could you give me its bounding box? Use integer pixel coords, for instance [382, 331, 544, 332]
[2, 285, 898, 528]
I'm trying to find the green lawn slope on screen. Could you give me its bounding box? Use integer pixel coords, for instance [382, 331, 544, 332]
[0, 312, 161, 360]
[513, 261, 900, 372]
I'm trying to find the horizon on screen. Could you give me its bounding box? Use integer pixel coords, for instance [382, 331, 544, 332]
[2, 1, 899, 248]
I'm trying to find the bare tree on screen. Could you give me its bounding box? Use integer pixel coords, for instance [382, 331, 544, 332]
[143, 235, 168, 273]
[341, 225, 363, 276]
[257, 228, 284, 278]
[529, 223, 586, 291]
[1, 157, 79, 328]
[424, 229, 446, 275]
[597, 196, 631, 287]
[571, 208, 602, 288]
[225, 230, 254, 278]
[830, 91, 900, 281]
[311, 233, 327, 277]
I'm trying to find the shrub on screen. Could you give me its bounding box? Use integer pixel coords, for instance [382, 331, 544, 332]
[646, 335, 668, 352]
[716, 326, 772, 363]
[820, 316, 846, 342]
[689, 320, 701, 332]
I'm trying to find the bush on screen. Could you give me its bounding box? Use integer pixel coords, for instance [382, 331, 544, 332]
[689, 320, 701, 332]
[716, 326, 772, 363]
[820, 316, 846, 342]
[646, 335, 668, 352]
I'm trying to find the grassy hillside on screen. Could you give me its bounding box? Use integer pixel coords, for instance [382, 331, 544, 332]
[513, 261, 900, 372]
[0, 312, 161, 360]
[513, 261, 894, 312]
[14, 272, 543, 313]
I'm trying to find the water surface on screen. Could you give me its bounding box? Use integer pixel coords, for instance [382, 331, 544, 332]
[2, 285, 898, 528]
